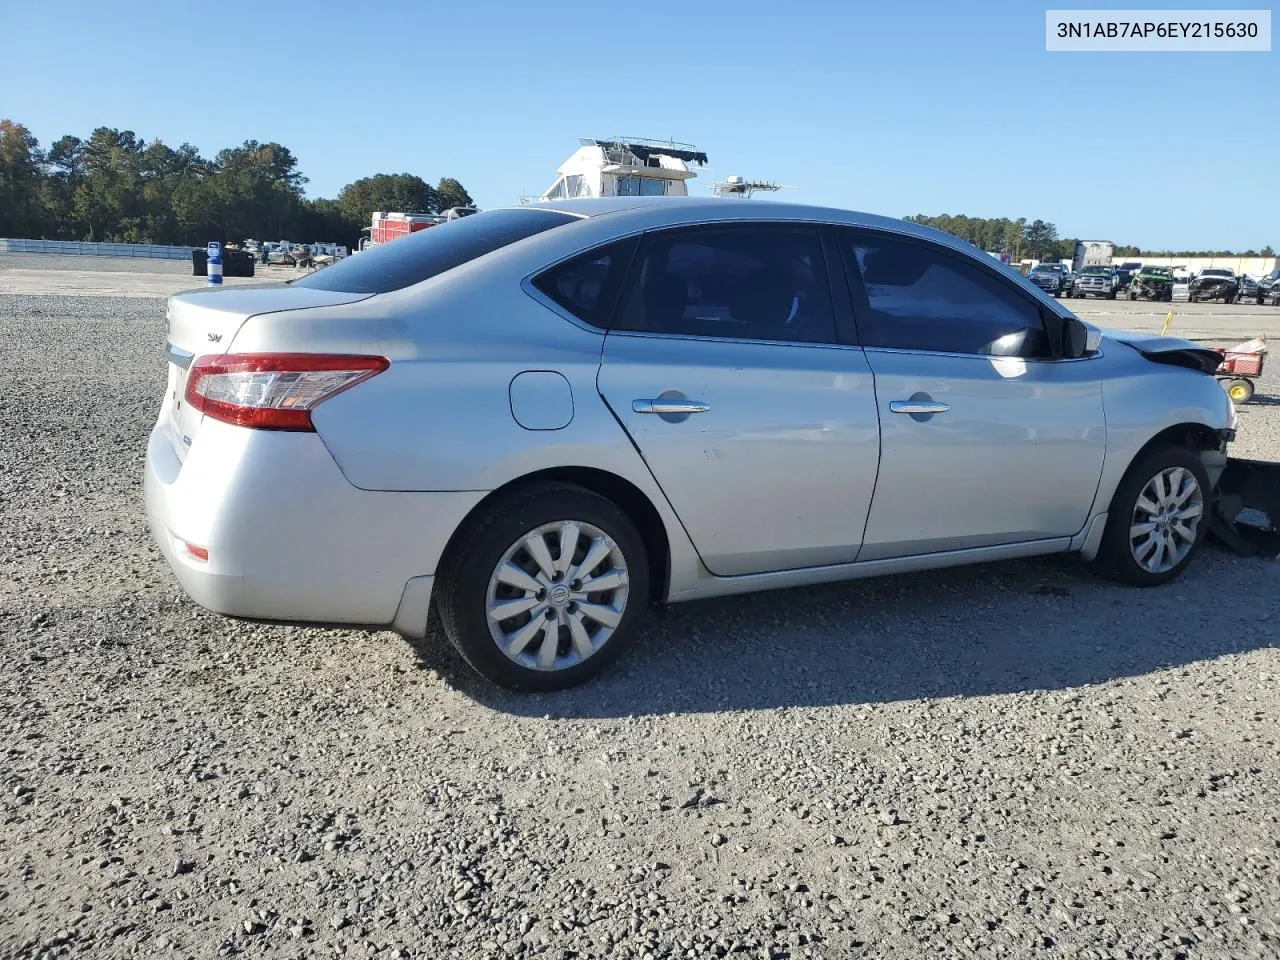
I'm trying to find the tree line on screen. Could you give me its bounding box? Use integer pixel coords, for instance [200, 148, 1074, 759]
[903, 213, 1274, 262]
[0, 119, 473, 249]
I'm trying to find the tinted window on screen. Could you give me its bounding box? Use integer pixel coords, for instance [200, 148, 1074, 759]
[292, 209, 576, 294]
[532, 240, 634, 328]
[614, 226, 837, 344]
[847, 235, 1047, 356]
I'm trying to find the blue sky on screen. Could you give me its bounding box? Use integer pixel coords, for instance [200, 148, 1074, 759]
[5, 0, 1276, 249]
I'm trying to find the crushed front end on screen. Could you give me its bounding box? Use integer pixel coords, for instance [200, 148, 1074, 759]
[1212, 455, 1280, 558]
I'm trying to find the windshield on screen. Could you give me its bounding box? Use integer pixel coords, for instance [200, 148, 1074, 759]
[1082, 266, 1110, 275]
[1201, 269, 1231, 278]
[291, 208, 578, 294]
[1031, 264, 1057, 273]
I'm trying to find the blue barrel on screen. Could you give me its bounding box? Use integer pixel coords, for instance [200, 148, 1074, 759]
[207, 242, 223, 286]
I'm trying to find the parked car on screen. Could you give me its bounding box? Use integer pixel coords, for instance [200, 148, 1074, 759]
[1113, 268, 1136, 294]
[1128, 266, 1175, 302]
[1072, 264, 1119, 299]
[1027, 262, 1073, 297]
[1236, 275, 1258, 302]
[145, 198, 1236, 690]
[1189, 268, 1239, 303]
[1172, 271, 1191, 300]
[1256, 268, 1280, 305]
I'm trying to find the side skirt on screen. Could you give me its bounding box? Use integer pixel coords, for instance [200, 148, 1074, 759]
[666, 538, 1075, 603]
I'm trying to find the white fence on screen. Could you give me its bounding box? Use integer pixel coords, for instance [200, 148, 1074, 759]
[0, 238, 197, 260]
[1109, 255, 1280, 278]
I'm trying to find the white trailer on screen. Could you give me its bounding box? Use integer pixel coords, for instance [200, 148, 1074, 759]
[1072, 240, 1114, 275]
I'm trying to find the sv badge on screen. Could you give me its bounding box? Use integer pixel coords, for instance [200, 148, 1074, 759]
[207, 332, 222, 343]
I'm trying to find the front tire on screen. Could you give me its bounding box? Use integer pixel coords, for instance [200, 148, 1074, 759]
[1093, 446, 1209, 587]
[437, 483, 650, 691]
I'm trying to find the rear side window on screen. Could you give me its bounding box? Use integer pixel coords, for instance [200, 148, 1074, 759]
[844, 234, 1048, 356]
[531, 239, 636, 328]
[292, 209, 577, 294]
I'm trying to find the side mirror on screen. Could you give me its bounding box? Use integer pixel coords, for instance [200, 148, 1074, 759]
[1063, 316, 1090, 359]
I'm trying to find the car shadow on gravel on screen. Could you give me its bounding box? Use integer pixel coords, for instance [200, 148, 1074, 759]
[407, 547, 1279, 717]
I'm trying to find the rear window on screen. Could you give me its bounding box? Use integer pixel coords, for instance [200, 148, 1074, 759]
[291, 209, 577, 294]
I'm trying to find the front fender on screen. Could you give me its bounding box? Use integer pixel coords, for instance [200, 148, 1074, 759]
[1087, 345, 1234, 521]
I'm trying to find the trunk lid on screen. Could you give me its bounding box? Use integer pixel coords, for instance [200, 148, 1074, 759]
[161, 286, 374, 458]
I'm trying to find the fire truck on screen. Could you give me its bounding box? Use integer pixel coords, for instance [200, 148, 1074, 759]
[359, 206, 479, 251]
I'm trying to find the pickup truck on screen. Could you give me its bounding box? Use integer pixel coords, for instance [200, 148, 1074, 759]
[1070, 264, 1119, 299]
[1127, 265, 1175, 301]
[1026, 262, 1073, 297]
[1188, 268, 1239, 303]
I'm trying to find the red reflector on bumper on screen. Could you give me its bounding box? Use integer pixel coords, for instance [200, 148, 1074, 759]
[183, 541, 209, 561]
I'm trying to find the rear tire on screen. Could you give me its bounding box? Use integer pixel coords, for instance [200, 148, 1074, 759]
[1092, 446, 1209, 587]
[1107, 291, 1117, 300]
[436, 483, 650, 691]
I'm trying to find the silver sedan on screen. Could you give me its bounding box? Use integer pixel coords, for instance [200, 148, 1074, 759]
[145, 198, 1237, 690]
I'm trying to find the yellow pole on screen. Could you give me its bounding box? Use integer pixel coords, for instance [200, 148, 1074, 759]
[1160, 311, 1175, 336]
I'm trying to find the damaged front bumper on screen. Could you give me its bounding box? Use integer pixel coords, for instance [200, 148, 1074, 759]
[1130, 281, 1172, 300]
[1212, 456, 1280, 558]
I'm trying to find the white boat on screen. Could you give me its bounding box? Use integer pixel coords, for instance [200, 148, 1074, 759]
[532, 137, 709, 201]
[528, 137, 793, 204]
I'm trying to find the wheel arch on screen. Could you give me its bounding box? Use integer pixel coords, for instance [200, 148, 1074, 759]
[1123, 420, 1230, 493]
[435, 466, 672, 607]
[1132, 421, 1227, 462]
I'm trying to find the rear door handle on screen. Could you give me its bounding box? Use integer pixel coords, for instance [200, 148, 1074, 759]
[633, 399, 711, 415]
[889, 400, 950, 415]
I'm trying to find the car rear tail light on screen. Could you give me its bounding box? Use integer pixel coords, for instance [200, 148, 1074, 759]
[185, 353, 389, 431]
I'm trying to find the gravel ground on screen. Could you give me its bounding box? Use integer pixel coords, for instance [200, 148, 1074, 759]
[2, 291, 1278, 960]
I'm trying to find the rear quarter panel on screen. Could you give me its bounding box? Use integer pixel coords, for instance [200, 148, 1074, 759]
[225, 217, 712, 598]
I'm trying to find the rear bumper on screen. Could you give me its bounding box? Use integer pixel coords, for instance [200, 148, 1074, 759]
[144, 417, 485, 636]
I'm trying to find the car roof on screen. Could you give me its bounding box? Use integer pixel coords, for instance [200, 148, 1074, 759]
[507, 196, 995, 257]
[494, 197, 1076, 321]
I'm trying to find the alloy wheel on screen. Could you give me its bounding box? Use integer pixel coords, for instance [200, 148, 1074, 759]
[1128, 466, 1203, 574]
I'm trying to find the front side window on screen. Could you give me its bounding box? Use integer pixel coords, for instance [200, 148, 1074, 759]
[613, 225, 837, 344]
[844, 233, 1049, 356]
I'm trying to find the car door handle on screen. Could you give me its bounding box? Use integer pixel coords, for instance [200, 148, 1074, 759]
[633, 399, 711, 415]
[889, 400, 950, 415]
